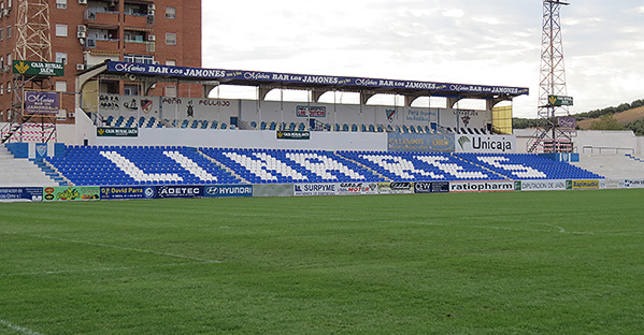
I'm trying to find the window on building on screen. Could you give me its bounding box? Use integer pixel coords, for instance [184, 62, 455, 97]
[55, 52, 68, 65]
[165, 86, 177, 97]
[165, 60, 176, 66]
[6, 26, 11, 39]
[55, 81, 67, 93]
[6, 54, 10, 68]
[55, 24, 68, 37]
[0, 84, 4, 95]
[165, 7, 176, 19]
[0, 28, 3, 41]
[0, 57, 3, 70]
[7, 82, 11, 93]
[165, 32, 176, 45]
[124, 85, 139, 96]
[124, 54, 154, 64]
[56, 0, 67, 9]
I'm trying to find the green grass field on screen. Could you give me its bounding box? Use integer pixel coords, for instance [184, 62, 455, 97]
[1, 189, 643, 334]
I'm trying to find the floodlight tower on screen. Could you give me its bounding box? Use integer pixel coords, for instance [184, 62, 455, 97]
[1, 0, 55, 143]
[528, 0, 574, 153]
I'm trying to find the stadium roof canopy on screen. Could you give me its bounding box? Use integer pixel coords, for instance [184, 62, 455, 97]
[100, 60, 529, 101]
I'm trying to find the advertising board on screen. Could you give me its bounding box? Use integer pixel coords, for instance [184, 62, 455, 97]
[0, 188, 43, 202]
[155, 186, 204, 199]
[387, 133, 454, 152]
[24, 91, 60, 115]
[100, 186, 156, 200]
[294, 183, 336, 196]
[377, 182, 414, 194]
[568, 180, 600, 190]
[43, 186, 100, 201]
[203, 185, 253, 198]
[413, 182, 450, 194]
[624, 179, 644, 189]
[449, 181, 515, 192]
[516, 180, 567, 191]
[335, 182, 378, 195]
[455, 135, 516, 153]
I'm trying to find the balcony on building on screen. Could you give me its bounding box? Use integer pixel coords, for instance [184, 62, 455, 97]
[84, 7, 119, 26]
[123, 30, 156, 54]
[124, 2, 155, 26]
[85, 28, 120, 50]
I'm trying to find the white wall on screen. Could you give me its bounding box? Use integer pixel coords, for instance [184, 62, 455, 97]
[92, 128, 388, 151]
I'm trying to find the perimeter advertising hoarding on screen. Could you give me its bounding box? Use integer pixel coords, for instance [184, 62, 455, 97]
[449, 181, 515, 192]
[377, 182, 414, 194]
[294, 183, 336, 196]
[43, 186, 100, 201]
[568, 180, 600, 190]
[203, 185, 253, 198]
[413, 182, 450, 194]
[624, 179, 644, 189]
[516, 180, 567, 192]
[455, 135, 516, 153]
[0, 188, 43, 202]
[388, 133, 455, 152]
[336, 182, 378, 195]
[100, 186, 156, 200]
[155, 186, 204, 198]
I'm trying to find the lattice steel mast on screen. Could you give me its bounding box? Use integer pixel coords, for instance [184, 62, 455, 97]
[528, 0, 573, 153]
[2, 0, 55, 143]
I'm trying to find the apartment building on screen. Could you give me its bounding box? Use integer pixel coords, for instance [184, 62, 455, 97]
[0, 0, 201, 122]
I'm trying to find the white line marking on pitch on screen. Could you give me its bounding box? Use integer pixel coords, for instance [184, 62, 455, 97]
[0, 318, 45, 335]
[28, 234, 222, 264]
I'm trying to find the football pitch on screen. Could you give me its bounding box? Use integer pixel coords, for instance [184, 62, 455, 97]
[1, 189, 642, 334]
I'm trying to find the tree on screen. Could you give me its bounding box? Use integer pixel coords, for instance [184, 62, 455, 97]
[589, 114, 625, 131]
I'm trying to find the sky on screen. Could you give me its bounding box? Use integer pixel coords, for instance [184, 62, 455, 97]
[201, 0, 644, 118]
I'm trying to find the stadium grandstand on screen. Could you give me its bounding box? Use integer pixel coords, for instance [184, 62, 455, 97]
[1, 60, 642, 200]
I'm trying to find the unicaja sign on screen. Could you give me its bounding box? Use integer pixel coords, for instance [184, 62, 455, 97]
[456, 135, 516, 153]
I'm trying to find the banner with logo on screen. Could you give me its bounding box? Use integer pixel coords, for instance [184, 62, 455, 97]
[203, 185, 253, 198]
[568, 180, 600, 190]
[449, 181, 515, 192]
[388, 133, 455, 152]
[413, 182, 450, 194]
[97, 127, 139, 137]
[0, 188, 43, 202]
[516, 180, 567, 192]
[296, 105, 326, 118]
[294, 183, 336, 196]
[43, 186, 100, 201]
[24, 91, 60, 115]
[624, 179, 644, 189]
[277, 130, 310, 140]
[155, 186, 204, 198]
[455, 135, 516, 153]
[13, 60, 64, 76]
[100, 186, 156, 200]
[377, 182, 414, 194]
[336, 182, 378, 195]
